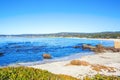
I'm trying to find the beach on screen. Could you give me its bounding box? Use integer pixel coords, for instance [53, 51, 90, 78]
[29, 52, 120, 79]
[0, 37, 120, 79]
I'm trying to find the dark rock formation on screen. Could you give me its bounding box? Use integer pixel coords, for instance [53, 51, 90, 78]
[105, 47, 120, 52]
[42, 53, 51, 59]
[92, 44, 106, 53]
[0, 52, 4, 57]
[73, 46, 81, 48]
[82, 44, 96, 50]
[82, 44, 120, 53]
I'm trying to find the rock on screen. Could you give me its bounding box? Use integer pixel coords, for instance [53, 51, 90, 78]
[93, 49, 105, 53]
[73, 46, 81, 48]
[0, 52, 4, 57]
[70, 60, 90, 66]
[112, 48, 120, 52]
[93, 44, 105, 53]
[91, 64, 115, 72]
[82, 44, 96, 50]
[42, 53, 51, 59]
[96, 44, 104, 49]
[117, 48, 120, 52]
[105, 47, 120, 52]
[82, 44, 120, 53]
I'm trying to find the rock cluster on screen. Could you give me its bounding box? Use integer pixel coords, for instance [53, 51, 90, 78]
[69, 60, 115, 72]
[82, 44, 120, 53]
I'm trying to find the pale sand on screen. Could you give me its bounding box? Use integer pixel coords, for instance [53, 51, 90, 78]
[29, 52, 120, 79]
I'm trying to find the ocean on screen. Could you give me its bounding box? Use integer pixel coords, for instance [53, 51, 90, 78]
[0, 37, 114, 66]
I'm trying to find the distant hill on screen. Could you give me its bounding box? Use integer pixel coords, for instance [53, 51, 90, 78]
[0, 31, 120, 39]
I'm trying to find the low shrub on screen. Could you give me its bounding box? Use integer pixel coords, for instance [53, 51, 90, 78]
[0, 66, 78, 80]
[0, 67, 119, 80]
[84, 74, 120, 80]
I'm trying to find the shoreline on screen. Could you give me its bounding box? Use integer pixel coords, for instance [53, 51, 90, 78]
[0, 37, 120, 79]
[1, 52, 94, 67]
[29, 52, 120, 79]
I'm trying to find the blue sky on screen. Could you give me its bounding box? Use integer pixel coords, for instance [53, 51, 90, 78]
[0, 0, 120, 34]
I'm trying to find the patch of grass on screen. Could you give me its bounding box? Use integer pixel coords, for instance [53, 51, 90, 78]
[0, 66, 119, 80]
[0, 66, 78, 80]
[84, 74, 120, 80]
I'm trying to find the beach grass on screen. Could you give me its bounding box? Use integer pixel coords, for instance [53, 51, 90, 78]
[84, 74, 120, 80]
[0, 66, 120, 80]
[0, 66, 78, 80]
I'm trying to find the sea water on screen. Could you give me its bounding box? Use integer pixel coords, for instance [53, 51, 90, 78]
[0, 37, 114, 66]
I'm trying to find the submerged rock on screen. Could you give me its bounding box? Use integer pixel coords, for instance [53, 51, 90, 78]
[73, 45, 81, 48]
[42, 53, 51, 59]
[0, 52, 4, 57]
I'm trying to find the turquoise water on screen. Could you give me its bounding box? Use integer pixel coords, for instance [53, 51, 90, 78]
[0, 37, 114, 66]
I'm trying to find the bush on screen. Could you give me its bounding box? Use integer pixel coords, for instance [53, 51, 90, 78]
[0, 66, 78, 80]
[84, 74, 120, 80]
[0, 67, 119, 80]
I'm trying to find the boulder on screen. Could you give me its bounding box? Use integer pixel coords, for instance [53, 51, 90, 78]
[96, 44, 104, 49]
[82, 44, 95, 50]
[70, 60, 90, 66]
[93, 44, 105, 53]
[42, 53, 51, 59]
[105, 47, 120, 52]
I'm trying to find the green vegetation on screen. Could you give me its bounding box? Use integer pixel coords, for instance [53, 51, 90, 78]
[84, 74, 120, 80]
[0, 67, 120, 80]
[0, 66, 78, 80]
[0, 31, 120, 38]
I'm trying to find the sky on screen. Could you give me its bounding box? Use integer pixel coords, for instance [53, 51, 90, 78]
[0, 0, 120, 34]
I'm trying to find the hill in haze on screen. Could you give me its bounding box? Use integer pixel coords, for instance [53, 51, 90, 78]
[0, 31, 120, 39]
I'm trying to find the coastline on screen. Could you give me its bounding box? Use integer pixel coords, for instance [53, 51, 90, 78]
[0, 37, 120, 79]
[4, 52, 94, 67]
[29, 52, 120, 79]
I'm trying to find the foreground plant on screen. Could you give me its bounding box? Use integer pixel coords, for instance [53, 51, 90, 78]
[84, 74, 120, 80]
[0, 67, 119, 80]
[0, 66, 78, 80]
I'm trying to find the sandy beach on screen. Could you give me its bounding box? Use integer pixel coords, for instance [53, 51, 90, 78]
[29, 52, 120, 79]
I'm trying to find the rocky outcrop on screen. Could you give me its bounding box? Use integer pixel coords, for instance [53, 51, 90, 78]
[82, 44, 96, 50]
[92, 44, 106, 53]
[82, 44, 120, 53]
[42, 53, 51, 59]
[105, 47, 120, 52]
[73, 46, 81, 48]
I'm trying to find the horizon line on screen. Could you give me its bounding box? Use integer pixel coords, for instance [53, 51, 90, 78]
[0, 31, 120, 35]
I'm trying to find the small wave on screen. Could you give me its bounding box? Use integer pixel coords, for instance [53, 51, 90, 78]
[7, 52, 94, 67]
